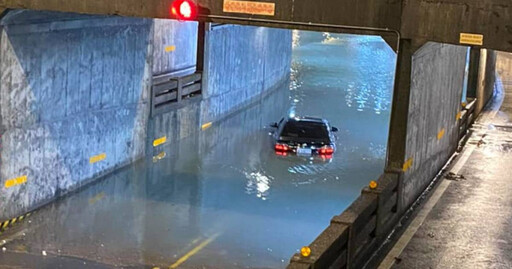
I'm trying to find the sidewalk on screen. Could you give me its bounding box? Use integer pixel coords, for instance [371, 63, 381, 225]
[379, 59, 512, 269]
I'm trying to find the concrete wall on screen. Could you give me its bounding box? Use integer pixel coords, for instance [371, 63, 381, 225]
[0, 11, 198, 220]
[152, 19, 197, 76]
[0, 11, 293, 220]
[400, 43, 467, 209]
[200, 25, 292, 124]
[497, 52, 512, 78]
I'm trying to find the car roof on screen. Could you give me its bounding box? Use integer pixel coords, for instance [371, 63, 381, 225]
[286, 116, 327, 124]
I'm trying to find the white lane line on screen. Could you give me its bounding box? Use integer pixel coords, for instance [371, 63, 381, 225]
[378, 143, 476, 269]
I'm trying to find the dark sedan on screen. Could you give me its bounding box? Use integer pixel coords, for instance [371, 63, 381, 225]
[270, 116, 338, 157]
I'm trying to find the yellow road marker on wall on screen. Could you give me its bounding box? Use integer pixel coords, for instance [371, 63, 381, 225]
[403, 158, 414, 172]
[201, 122, 213, 130]
[4, 175, 27, 189]
[437, 128, 446, 141]
[90, 153, 106, 164]
[456, 111, 462, 121]
[153, 136, 167, 147]
[369, 181, 378, 190]
[165, 45, 176, 52]
[170, 233, 221, 268]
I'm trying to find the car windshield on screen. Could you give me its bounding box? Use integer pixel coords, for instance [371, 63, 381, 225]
[280, 120, 329, 140]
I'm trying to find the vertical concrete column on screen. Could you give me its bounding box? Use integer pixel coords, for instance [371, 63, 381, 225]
[199, 23, 211, 98]
[385, 39, 424, 213]
[466, 47, 481, 99]
[467, 49, 497, 116]
[196, 22, 206, 73]
[385, 39, 423, 170]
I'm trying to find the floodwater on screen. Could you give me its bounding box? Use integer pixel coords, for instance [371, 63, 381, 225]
[1, 31, 396, 268]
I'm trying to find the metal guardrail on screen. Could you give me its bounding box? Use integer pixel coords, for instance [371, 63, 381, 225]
[288, 173, 400, 269]
[459, 98, 477, 139]
[151, 72, 202, 117]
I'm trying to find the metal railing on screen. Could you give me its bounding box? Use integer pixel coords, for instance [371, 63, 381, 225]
[151, 72, 202, 117]
[459, 98, 477, 140]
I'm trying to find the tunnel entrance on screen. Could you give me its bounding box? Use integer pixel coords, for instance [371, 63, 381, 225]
[0, 11, 397, 269]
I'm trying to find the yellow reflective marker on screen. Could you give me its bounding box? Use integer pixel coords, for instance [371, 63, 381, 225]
[402, 158, 414, 172]
[170, 233, 221, 268]
[369, 181, 378, 190]
[437, 128, 446, 141]
[300, 246, 311, 257]
[90, 153, 106, 164]
[4, 175, 27, 189]
[165, 45, 176, 52]
[1, 221, 8, 229]
[201, 122, 213, 130]
[153, 136, 167, 147]
[456, 111, 462, 121]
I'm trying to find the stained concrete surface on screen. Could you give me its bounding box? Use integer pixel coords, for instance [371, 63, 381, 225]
[200, 25, 292, 124]
[392, 52, 512, 269]
[0, 14, 154, 220]
[400, 42, 468, 210]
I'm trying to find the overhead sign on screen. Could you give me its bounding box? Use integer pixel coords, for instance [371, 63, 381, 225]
[459, 33, 483, 46]
[223, 0, 275, 16]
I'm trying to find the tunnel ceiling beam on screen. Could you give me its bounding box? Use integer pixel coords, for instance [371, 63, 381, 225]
[401, 0, 512, 52]
[1, 0, 512, 52]
[386, 38, 426, 171]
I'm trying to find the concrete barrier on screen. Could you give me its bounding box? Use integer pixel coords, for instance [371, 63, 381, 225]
[288, 173, 399, 269]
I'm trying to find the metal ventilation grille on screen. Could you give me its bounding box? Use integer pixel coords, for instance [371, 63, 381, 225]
[151, 72, 202, 117]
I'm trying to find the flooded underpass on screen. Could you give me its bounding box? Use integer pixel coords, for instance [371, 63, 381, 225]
[0, 31, 396, 268]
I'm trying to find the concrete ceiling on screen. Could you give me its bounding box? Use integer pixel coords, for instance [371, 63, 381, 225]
[0, 0, 511, 52]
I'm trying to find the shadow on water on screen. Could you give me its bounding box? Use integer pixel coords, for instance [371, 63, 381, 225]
[5, 31, 396, 269]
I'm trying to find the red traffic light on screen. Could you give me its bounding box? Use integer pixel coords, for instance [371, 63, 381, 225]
[171, 0, 197, 20]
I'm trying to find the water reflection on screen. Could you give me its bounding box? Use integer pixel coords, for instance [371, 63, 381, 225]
[6, 31, 396, 269]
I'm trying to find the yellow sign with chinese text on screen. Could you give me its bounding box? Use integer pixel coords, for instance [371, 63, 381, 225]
[223, 0, 275, 16]
[460, 33, 483, 46]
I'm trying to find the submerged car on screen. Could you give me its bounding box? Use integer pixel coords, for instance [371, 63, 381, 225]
[270, 116, 338, 157]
